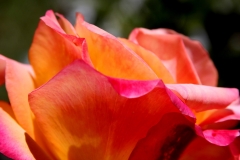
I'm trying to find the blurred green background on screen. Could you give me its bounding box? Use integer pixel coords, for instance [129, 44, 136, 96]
[1, 0, 240, 91]
[1, 0, 240, 158]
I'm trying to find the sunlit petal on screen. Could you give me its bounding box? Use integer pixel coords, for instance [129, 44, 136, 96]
[0, 55, 35, 137]
[29, 10, 85, 86]
[119, 38, 175, 83]
[75, 13, 158, 80]
[29, 60, 195, 159]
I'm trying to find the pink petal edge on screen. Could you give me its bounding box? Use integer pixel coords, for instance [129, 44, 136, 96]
[167, 84, 239, 112]
[41, 10, 83, 46]
[0, 102, 35, 160]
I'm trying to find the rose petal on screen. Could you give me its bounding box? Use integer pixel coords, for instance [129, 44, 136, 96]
[75, 13, 158, 80]
[41, 10, 78, 37]
[196, 111, 239, 131]
[210, 99, 240, 123]
[29, 10, 85, 86]
[107, 77, 159, 98]
[129, 112, 195, 160]
[55, 12, 78, 36]
[29, 60, 194, 159]
[167, 84, 239, 112]
[200, 129, 239, 146]
[131, 28, 218, 86]
[129, 28, 201, 84]
[179, 136, 233, 160]
[119, 38, 175, 83]
[229, 136, 240, 158]
[0, 101, 49, 160]
[0, 100, 15, 120]
[179, 31, 218, 86]
[107, 78, 194, 118]
[0, 55, 35, 137]
[40, 10, 66, 35]
[195, 99, 240, 129]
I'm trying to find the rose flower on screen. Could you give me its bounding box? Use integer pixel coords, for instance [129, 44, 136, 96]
[0, 10, 239, 160]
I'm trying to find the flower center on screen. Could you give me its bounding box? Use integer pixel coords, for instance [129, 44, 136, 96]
[158, 125, 195, 160]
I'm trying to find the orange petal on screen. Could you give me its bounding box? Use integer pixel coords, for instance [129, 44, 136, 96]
[129, 28, 215, 84]
[29, 10, 84, 87]
[75, 13, 157, 80]
[29, 60, 194, 159]
[179, 136, 233, 160]
[0, 101, 50, 160]
[0, 55, 35, 138]
[129, 112, 195, 160]
[167, 84, 239, 112]
[119, 38, 175, 83]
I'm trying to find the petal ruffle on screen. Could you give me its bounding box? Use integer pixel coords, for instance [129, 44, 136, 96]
[167, 84, 239, 112]
[29, 60, 194, 160]
[129, 28, 218, 86]
[75, 14, 158, 80]
[41, 10, 78, 37]
[29, 10, 85, 87]
[40, 10, 67, 35]
[0, 101, 49, 160]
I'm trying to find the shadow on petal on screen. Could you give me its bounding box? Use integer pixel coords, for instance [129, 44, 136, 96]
[25, 133, 51, 160]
